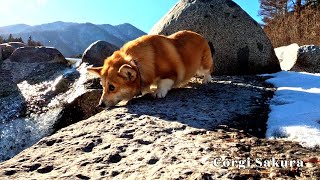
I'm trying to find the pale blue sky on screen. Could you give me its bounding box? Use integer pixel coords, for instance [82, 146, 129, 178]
[0, 0, 261, 32]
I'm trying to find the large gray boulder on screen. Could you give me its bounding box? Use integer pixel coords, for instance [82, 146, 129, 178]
[0, 46, 2, 62]
[82, 40, 118, 67]
[5, 42, 26, 49]
[291, 45, 320, 73]
[8, 46, 67, 64]
[149, 0, 280, 75]
[274, 43, 299, 71]
[1, 44, 14, 61]
[0, 66, 18, 97]
[0, 46, 68, 97]
[0, 42, 26, 61]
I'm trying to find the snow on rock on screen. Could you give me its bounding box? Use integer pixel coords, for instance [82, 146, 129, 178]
[274, 43, 299, 71]
[265, 71, 320, 147]
[292, 45, 320, 73]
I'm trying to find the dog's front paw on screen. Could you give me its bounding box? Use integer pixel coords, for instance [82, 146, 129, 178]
[152, 89, 168, 98]
[202, 74, 212, 84]
[152, 79, 173, 98]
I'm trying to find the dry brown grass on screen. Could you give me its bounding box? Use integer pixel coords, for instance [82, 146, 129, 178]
[263, 7, 320, 47]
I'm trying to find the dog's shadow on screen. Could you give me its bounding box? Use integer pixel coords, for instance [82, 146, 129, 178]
[126, 77, 273, 138]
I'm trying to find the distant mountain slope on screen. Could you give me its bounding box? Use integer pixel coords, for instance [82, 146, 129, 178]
[115, 23, 147, 40]
[0, 24, 32, 34]
[0, 21, 146, 57]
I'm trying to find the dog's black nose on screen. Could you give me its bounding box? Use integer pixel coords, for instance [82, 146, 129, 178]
[97, 101, 106, 108]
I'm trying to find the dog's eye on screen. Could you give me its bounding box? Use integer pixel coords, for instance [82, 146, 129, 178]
[108, 84, 115, 91]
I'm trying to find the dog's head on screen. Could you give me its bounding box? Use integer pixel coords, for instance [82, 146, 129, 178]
[87, 53, 141, 108]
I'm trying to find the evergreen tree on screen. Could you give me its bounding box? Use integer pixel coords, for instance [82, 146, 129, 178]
[17, 37, 24, 43]
[7, 34, 14, 42]
[27, 36, 43, 46]
[27, 36, 32, 46]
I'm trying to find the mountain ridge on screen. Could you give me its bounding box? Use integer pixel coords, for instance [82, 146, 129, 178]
[0, 21, 146, 57]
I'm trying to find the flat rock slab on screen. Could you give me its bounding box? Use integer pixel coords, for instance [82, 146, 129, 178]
[126, 76, 273, 137]
[1, 76, 319, 179]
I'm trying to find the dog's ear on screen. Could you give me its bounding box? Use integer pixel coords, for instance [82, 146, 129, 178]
[118, 64, 137, 81]
[87, 67, 103, 76]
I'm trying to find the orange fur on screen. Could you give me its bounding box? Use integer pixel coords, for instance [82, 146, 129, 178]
[87, 30, 213, 107]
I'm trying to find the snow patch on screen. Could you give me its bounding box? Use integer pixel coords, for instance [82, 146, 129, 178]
[265, 71, 320, 147]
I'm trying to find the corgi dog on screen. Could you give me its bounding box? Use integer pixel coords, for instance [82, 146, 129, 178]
[87, 30, 213, 108]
